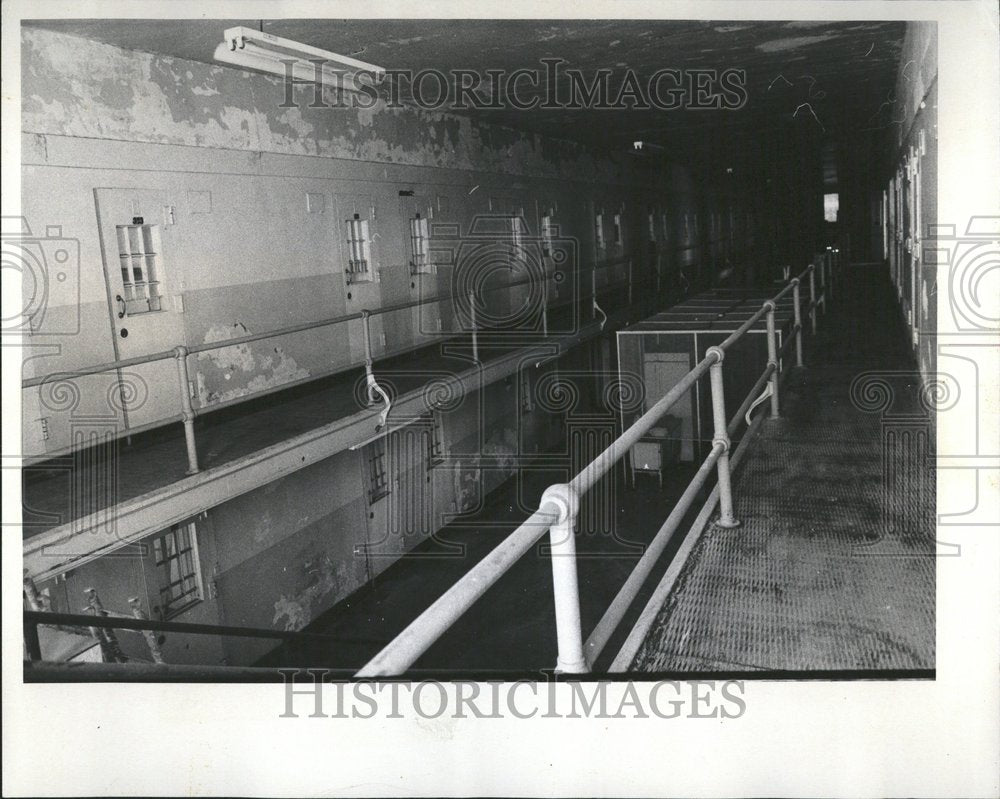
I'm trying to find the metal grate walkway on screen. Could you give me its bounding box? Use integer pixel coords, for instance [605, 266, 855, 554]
[628, 266, 935, 673]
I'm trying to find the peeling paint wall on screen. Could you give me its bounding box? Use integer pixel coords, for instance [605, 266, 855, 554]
[22, 28, 638, 183]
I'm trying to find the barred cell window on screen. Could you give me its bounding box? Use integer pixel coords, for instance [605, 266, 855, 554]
[409, 213, 431, 274]
[115, 221, 163, 314]
[365, 438, 390, 503]
[151, 521, 202, 619]
[541, 210, 555, 256]
[612, 212, 623, 246]
[510, 210, 524, 249]
[595, 212, 606, 252]
[647, 209, 657, 242]
[345, 213, 372, 282]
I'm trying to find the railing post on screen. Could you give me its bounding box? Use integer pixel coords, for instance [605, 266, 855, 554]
[540, 483, 589, 673]
[361, 310, 375, 403]
[808, 265, 818, 335]
[707, 347, 741, 529]
[791, 278, 804, 368]
[764, 301, 780, 417]
[129, 596, 165, 664]
[173, 346, 199, 475]
[468, 290, 479, 363]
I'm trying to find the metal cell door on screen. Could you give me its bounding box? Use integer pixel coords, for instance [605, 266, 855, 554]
[94, 188, 186, 433]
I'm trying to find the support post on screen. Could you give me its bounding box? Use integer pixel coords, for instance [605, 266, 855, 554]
[791, 278, 804, 368]
[173, 346, 199, 475]
[129, 597, 165, 664]
[627, 258, 633, 306]
[707, 347, 741, 528]
[764, 301, 780, 417]
[808, 265, 817, 334]
[540, 483, 589, 673]
[468, 290, 479, 363]
[361, 311, 375, 404]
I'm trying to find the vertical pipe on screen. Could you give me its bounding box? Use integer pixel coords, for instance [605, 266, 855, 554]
[627, 258, 633, 306]
[707, 348, 740, 528]
[468, 290, 479, 363]
[764, 301, 780, 417]
[540, 484, 588, 673]
[361, 311, 375, 404]
[173, 346, 199, 475]
[808, 266, 817, 334]
[129, 597, 165, 664]
[792, 278, 804, 368]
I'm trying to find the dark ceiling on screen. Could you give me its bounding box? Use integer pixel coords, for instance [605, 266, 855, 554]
[26, 19, 905, 156]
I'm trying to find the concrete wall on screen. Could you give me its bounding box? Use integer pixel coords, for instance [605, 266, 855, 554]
[884, 22, 937, 380]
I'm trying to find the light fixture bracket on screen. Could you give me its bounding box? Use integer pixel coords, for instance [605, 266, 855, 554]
[214, 26, 386, 94]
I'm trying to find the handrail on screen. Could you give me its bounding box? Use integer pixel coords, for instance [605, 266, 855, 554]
[357, 259, 829, 677]
[22, 254, 833, 673]
[22, 609, 373, 664]
[21, 261, 639, 473]
[22, 269, 627, 389]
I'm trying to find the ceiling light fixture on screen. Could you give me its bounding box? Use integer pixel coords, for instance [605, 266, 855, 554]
[214, 26, 386, 94]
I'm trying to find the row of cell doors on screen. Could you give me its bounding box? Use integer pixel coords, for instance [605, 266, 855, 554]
[885, 138, 924, 350]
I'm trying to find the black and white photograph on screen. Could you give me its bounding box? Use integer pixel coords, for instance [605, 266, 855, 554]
[3, 1, 998, 796]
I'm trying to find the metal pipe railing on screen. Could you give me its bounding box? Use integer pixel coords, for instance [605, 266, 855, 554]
[23, 265, 633, 472]
[23, 609, 372, 655]
[357, 262, 822, 677]
[355, 505, 560, 677]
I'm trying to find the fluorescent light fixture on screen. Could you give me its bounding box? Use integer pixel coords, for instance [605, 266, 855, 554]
[214, 26, 385, 94]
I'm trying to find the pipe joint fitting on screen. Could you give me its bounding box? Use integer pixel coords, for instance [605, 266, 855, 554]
[712, 436, 731, 454]
[763, 300, 776, 313]
[540, 483, 580, 526]
[706, 345, 725, 364]
[173, 345, 189, 359]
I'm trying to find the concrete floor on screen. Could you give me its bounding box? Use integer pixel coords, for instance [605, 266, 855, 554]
[629, 263, 935, 673]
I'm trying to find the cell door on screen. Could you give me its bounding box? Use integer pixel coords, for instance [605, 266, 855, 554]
[94, 188, 187, 433]
[399, 194, 441, 344]
[387, 423, 432, 554]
